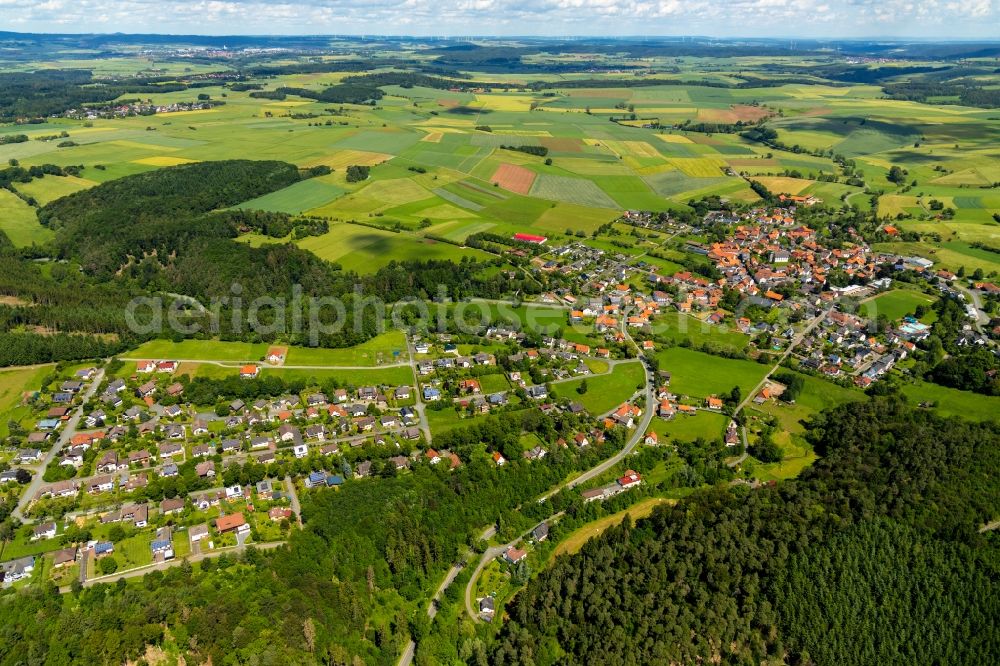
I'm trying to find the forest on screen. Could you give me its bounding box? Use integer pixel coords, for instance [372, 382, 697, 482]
[0, 69, 208, 121]
[489, 395, 1000, 664]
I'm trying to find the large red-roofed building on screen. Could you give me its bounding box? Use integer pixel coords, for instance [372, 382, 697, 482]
[513, 233, 547, 244]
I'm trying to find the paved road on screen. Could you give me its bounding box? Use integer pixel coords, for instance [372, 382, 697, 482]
[954, 283, 989, 332]
[13, 368, 106, 523]
[118, 357, 410, 370]
[461, 307, 655, 624]
[63, 540, 285, 591]
[284, 476, 303, 527]
[727, 307, 833, 468]
[78, 549, 89, 585]
[404, 334, 433, 444]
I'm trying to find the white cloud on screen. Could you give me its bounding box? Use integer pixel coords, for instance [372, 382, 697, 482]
[0, 0, 996, 37]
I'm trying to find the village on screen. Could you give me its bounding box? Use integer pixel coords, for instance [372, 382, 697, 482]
[2, 200, 997, 597]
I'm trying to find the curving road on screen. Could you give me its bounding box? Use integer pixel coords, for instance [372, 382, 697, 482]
[461, 306, 655, 623]
[13, 368, 106, 523]
[727, 306, 833, 468]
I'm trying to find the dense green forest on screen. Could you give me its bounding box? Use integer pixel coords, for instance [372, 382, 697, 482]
[0, 69, 206, 121]
[490, 396, 1000, 664]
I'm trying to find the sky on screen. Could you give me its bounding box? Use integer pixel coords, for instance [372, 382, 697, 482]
[0, 0, 998, 40]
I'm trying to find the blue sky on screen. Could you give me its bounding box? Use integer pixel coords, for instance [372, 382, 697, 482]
[0, 0, 997, 39]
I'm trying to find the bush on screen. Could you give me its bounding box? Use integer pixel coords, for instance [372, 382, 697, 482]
[98, 556, 119, 575]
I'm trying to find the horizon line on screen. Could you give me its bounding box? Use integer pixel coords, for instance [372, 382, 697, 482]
[1, 30, 999, 44]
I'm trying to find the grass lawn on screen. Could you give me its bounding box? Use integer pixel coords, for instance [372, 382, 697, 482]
[127, 331, 407, 367]
[861, 289, 936, 321]
[295, 222, 489, 273]
[900, 380, 1000, 422]
[656, 347, 769, 399]
[14, 174, 95, 206]
[652, 312, 751, 354]
[747, 371, 864, 480]
[650, 410, 730, 443]
[126, 339, 270, 362]
[479, 373, 511, 393]
[550, 497, 674, 559]
[234, 177, 345, 214]
[555, 361, 645, 414]
[283, 330, 407, 366]
[427, 405, 474, 436]
[263, 365, 413, 387]
[114, 533, 153, 569]
[0, 188, 53, 247]
[0, 365, 50, 437]
[0, 533, 64, 561]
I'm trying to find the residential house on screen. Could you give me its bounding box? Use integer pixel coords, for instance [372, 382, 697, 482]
[215, 513, 249, 535]
[161, 497, 185, 515]
[32, 522, 56, 541]
[504, 547, 527, 564]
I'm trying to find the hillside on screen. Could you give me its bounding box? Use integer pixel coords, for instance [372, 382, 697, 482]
[491, 397, 1000, 664]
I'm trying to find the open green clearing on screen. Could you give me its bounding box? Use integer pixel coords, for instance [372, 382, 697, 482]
[650, 410, 730, 443]
[652, 312, 751, 354]
[656, 347, 770, 399]
[0, 189, 52, 247]
[14, 174, 95, 206]
[900, 380, 1000, 422]
[125, 340, 270, 362]
[0, 365, 50, 437]
[861, 289, 936, 321]
[747, 371, 864, 480]
[550, 497, 674, 559]
[556, 361, 645, 414]
[234, 177, 345, 214]
[294, 223, 490, 272]
[125, 330, 407, 368]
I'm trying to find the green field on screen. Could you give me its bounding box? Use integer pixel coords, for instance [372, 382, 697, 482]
[0, 365, 50, 437]
[652, 312, 751, 354]
[14, 174, 95, 206]
[126, 340, 270, 362]
[748, 371, 864, 480]
[556, 361, 646, 414]
[650, 410, 730, 443]
[861, 289, 936, 321]
[235, 177, 345, 214]
[294, 223, 489, 272]
[126, 330, 407, 368]
[282, 330, 407, 366]
[656, 347, 770, 399]
[0, 189, 53, 247]
[900, 380, 1000, 422]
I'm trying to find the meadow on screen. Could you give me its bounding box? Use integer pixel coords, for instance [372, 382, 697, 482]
[900, 380, 1000, 422]
[556, 361, 646, 414]
[652, 312, 751, 355]
[550, 497, 674, 559]
[0, 189, 53, 247]
[125, 331, 407, 367]
[861, 289, 936, 321]
[293, 223, 490, 272]
[650, 410, 730, 443]
[0, 365, 50, 437]
[655, 347, 770, 399]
